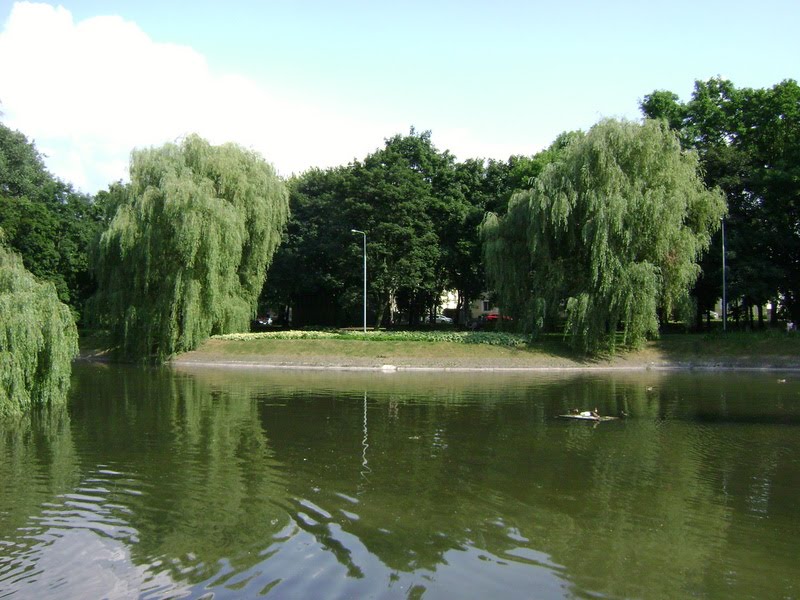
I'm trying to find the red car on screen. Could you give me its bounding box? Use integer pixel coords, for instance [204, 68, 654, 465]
[485, 313, 512, 322]
[471, 313, 513, 329]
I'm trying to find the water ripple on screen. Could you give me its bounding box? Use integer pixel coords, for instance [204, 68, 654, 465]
[0, 464, 155, 598]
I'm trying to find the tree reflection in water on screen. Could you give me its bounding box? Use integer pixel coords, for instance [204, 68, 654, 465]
[0, 365, 798, 599]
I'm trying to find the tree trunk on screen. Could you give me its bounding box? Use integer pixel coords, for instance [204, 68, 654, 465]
[374, 291, 389, 330]
[657, 306, 668, 330]
[695, 302, 706, 332]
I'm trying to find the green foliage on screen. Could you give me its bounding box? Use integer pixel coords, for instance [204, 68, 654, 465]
[265, 166, 364, 324]
[266, 129, 492, 327]
[0, 240, 78, 417]
[351, 131, 443, 325]
[484, 119, 726, 353]
[451, 154, 550, 313]
[639, 90, 686, 132]
[215, 329, 532, 347]
[0, 122, 103, 318]
[0, 124, 55, 200]
[266, 129, 569, 329]
[642, 78, 800, 325]
[92, 135, 289, 362]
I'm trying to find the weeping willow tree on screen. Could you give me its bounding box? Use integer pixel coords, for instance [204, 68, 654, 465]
[92, 135, 289, 362]
[484, 119, 726, 353]
[0, 237, 78, 417]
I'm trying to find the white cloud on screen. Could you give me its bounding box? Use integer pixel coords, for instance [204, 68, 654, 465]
[0, 2, 404, 192]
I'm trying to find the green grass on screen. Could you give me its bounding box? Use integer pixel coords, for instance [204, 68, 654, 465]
[213, 329, 533, 347]
[655, 329, 800, 358]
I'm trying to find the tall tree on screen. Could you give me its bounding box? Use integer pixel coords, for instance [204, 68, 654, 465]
[266, 130, 562, 328]
[0, 123, 55, 200]
[0, 235, 78, 417]
[262, 167, 357, 326]
[267, 129, 487, 328]
[641, 78, 800, 325]
[449, 158, 492, 322]
[348, 131, 442, 326]
[0, 122, 103, 318]
[484, 119, 726, 352]
[92, 135, 289, 361]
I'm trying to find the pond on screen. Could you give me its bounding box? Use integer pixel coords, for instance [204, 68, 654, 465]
[1, 364, 799, 599]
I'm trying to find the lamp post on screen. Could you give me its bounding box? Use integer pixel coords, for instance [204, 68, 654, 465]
[721, 218, 727, 332]
[351, 229, 367, 333]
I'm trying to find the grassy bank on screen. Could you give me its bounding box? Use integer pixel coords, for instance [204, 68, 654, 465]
[166, 329, 800, 370]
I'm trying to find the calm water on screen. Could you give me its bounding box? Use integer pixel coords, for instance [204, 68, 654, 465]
[1, 364, 799, 599]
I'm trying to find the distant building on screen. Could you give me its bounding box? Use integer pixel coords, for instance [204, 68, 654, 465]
[439, 290, 500, 322]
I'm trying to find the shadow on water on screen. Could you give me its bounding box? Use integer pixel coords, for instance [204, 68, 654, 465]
[1, 364, 799, 599]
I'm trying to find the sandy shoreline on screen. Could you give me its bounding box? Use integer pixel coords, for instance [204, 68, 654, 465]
[168, 360, 800, 372]
[168, 353, 800, 372]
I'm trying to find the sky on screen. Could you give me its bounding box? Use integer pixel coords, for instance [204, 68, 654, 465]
[0, 0, 798, 194]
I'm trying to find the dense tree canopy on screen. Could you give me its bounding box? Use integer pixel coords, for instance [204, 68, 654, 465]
[448, 153, 554, 315]
[483, 119, 726, 352]
[641, 78, 800, 326]
[263, 166, 357, 325]
[6, 74, 792, 348]
[350, 131, 446, 325]
[265, 129, 503, 327]
[92, 135, 289, 361]
[0, 123, 103, 319]
[0, 236, 78, 417]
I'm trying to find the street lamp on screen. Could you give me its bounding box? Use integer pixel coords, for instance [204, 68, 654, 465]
[351, 229, 367, 333]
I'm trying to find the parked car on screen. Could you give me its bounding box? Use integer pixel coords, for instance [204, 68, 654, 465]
[434, 314, 453, 324]
[485, 313, 512, 322]
[471, 313, 513, 330]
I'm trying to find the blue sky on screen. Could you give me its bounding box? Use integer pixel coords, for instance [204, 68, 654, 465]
[1, 0, 798, 193]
